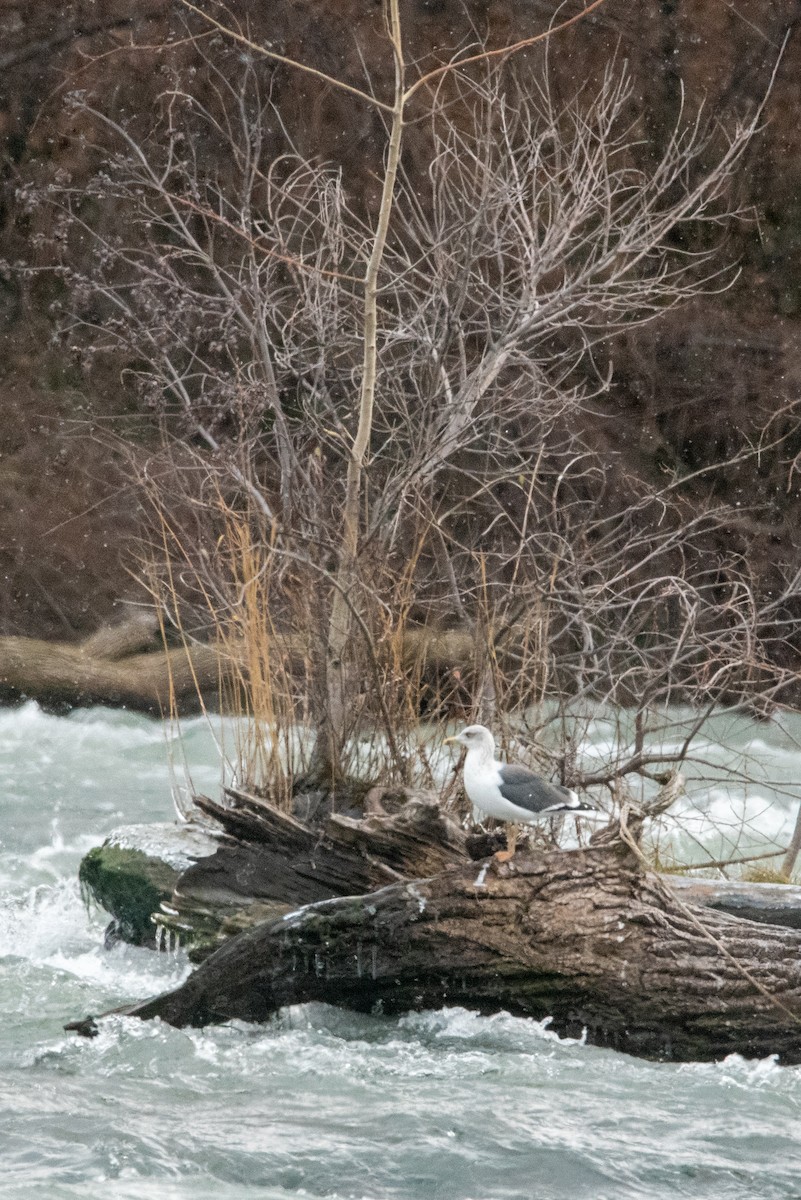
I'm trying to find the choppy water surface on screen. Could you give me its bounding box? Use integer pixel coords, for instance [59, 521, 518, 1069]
[2, 703, 801, 1200]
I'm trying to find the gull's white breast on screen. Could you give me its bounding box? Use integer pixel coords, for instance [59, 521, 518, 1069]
[463, 758, 529, 822]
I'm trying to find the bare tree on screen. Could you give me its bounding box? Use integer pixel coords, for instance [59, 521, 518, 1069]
[32, 5, 801, 834]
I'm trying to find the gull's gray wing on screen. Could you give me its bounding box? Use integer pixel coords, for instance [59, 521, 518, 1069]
[497, 764, 588, 815]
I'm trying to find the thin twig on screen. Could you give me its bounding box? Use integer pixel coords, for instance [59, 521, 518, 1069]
[404, 0, 610, 102]
[176, 0, 395, 113]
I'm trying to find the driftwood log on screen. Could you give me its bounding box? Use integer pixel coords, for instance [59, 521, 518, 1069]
[153, 787, 474, 956]
[68, 790, 801, 1063]
[0, 616, 222, 713]
[0, 617, 514, 714]
[82, 792, 801, 955]
[670, 876, 801, 931]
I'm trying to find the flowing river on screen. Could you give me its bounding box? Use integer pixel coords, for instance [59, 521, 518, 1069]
[2, 702, 801, 1199]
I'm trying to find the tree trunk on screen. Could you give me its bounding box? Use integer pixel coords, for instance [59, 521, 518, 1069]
[0, 621, 492, 714]
[312, 0, 405, 785]
[69, 833, 801, 1063]
[0, 627, 223, 713]
[152, 786, 470, 955]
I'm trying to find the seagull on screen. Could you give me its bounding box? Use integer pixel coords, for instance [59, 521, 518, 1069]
[445, 724, 599, 858]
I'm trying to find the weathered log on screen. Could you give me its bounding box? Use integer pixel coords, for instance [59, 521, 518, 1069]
[78, 614, 161, 661]
[0, 620, 515, 713]
[81, 811, 801, 957]
[79, 821, 222, 947]
[71, 837, 801, 1063]
[159, 788, 468, 955]
[670, 876, 801, 930]
[0, 626, 224, 713]
[189, 786, 467, 890]
[82, 793, 801, 965]
[77, 788, 471, 959]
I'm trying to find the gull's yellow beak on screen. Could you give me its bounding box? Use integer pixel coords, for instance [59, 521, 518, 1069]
[444, 736, 460, 745]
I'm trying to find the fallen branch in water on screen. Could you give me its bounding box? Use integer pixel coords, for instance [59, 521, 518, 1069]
[0, 616, 527, 714]
[0, 617, 223, 714]
[68, 810, 801, 1063]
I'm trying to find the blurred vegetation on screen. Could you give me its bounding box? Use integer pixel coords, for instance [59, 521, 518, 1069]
[1, 0, 801, 667]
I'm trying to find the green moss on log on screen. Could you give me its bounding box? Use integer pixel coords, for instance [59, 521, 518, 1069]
[79, 844, 181, 947]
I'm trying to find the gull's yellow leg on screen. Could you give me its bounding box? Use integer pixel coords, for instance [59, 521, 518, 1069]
[493, 823, 517, 863]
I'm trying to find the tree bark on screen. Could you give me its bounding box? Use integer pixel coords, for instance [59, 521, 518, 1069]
[70, 834, 801, 1063]
[155, 786, 469, 955]
[670, 876, 801, 931]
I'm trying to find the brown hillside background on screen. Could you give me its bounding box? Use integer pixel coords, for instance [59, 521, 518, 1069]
[1, 0, 801, 640]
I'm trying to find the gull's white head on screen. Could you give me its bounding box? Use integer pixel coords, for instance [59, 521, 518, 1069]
[445, 725, 496, 755]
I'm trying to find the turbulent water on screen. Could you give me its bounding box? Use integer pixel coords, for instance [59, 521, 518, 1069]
[2, 703, 801, 1200]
